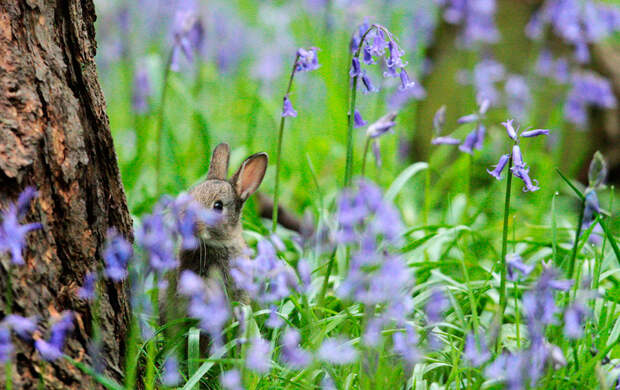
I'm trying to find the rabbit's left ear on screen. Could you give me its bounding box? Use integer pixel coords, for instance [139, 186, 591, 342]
[231, 152, 268, 202]
[207, 143, 230, 180]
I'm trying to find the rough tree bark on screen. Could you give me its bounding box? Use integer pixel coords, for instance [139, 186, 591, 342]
[0, 1, 132, 389]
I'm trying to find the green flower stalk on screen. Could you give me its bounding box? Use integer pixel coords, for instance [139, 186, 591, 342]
[487, 119, 549, 350]
[344, 23, 413, 186]
[272, 48, 319, 232]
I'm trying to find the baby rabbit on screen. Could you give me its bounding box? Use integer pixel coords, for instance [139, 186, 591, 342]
[179, 143, 268, 288]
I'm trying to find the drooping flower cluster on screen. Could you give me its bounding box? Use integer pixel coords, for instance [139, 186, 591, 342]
[279, 47, 319, 117]
[534, 50, 569, 84]
[178, 270, 230, 348]
[0, 187, 42, 266]
[131, 66, 152, 114]
[334, 180, 425, 364]
[431, 100, 488, 154]
[526, 0, 620, 63]
[348, 22, 419, 127]
[436, 0, 500, 46]
[565, 72, 617, 126]
[103, 228, 133, 281]
[169, 0, 205, 71]
[487, 119, 549, 192]
[485, 266, 572, 388]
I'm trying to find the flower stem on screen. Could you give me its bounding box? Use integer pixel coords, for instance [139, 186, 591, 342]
[155, 50, 174, 196]
[344, 78, 359, 187]
[567, 197, 586, 279]
[497, 156, 513, 352]
[344, 26, 375, 187]
[360, 137, 371, 178]
[272, 55, 300, 232]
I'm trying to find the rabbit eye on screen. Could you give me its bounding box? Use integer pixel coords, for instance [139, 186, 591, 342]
[213, 200, 224, 212]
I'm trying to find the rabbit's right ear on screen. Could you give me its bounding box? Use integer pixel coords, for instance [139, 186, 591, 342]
[207, 143, 230, 180]
[231, 152, 268, 202]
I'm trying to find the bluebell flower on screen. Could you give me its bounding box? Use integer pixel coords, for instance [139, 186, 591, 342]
[526, 0, 620, 63]
[170, 0, 204, 71]
[281, 95, 297, 118]
[170, 193, 221, 250]
[297, 259, 312, 291]
[432, 136, 461, 145]
[178, 270, 205, 297]
[489, 119, 549, 192]
[362, 45, 375, 65]
[353, 110, 367, 128]
[161, 356, 181, 386]
[433, 105, 447, 133]
[506, 253, 534, 281]
[318, 337, 358, 365]
[565, 72, 617, 125]
[521, 129, 550, 138]
[103, 228, 132, 281]
[295, 47, 319, 72]
[486, 154, 509, 181]
[0, 187, 41, 266]
[505, 75, 531, 120]
[464, 333, 491, 367]
[349, 57, 361, 77]
[503, 119, 518, 140]
[425, 289, 448, 323]
[221, 370, 243, 390]
[458, 128, 480, 154]
[363, 318, 383, 347]
[564, 303, 588, 339]
[77, 272, 98, 300]
[265, 305, 284, 329]
[246, 337, 272, 373]
[511, 144, 524, 168]
[231, 240, 299, 303]
[440, 0, 499, 46]
[538, 49, 554, 74]
[280, 329, 311, 368]
[360, 71, 379, 94]
[141, 218, 176, 272]
[0, 327, 12, 363]
[392, 325, 418, 365]
[132, 66, 151, 114]
[385, 40, 407, 70]
[462, 58, 504, 106]
[322, 374, 337, 390]
[366, 112, 397, 138]
[35, 311, 74, 362]
[368, 28, 387, 56]
[398, 69, 416, 91]
[2, 315, 37, 340]
[457, 113, 479, 124]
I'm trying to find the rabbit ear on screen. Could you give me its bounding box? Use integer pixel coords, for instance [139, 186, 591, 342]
[231, 152, 268, 202]
[207, 143, 230, 180]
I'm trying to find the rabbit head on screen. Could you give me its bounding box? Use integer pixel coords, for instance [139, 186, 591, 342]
[189, 143, 268, 245]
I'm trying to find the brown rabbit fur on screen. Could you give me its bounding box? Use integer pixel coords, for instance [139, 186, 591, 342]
[179, 142, 268, 288]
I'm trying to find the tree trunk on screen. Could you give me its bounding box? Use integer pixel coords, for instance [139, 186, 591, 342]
[0, 1, 132, 388]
